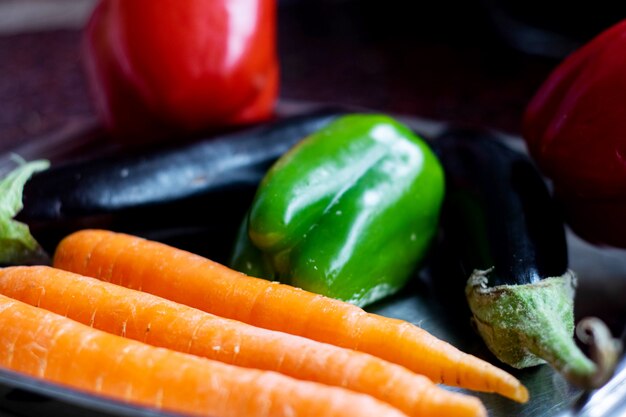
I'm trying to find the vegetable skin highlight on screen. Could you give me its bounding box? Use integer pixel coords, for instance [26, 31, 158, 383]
[0, 265, 485, 417]
[54, 229, 529, 403]
[432, 128, 621, 389]
[231, 114, 445, 307]
[0, 293, 409, 417]
[1, 111, 342, 264]
[83, 0, 279, 141]
[523, 19, 626, 248]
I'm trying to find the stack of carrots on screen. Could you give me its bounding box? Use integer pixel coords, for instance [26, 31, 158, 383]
[0, 229, 529, 417]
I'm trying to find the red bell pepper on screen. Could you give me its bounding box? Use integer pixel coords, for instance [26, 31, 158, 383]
[523, 19, 626, 248]
[83, 0, 278, 141]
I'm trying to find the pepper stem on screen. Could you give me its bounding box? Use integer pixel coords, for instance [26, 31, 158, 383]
[0, 157, 50, 265]
[466, 269, 621, 389]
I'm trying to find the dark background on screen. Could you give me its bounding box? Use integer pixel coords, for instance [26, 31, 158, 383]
[2, 0, 624, 150]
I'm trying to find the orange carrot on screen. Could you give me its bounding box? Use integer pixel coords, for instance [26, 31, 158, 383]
[0, 293, 408, 417]
[54, 229, 529, 403]
[0, 265, 485, 417]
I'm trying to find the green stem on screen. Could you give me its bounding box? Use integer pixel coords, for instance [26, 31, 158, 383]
[0, 158, 50, 265]
[575, 317, 622, 388]
[466, 269, 620, 389]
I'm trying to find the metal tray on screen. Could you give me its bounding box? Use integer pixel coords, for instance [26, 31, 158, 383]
[1, 106, 625, 417]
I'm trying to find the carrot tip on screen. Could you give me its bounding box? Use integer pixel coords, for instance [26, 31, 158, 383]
[511, 384, 530, 404]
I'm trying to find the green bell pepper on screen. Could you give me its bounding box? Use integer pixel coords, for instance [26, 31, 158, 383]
[230, 114, 445, 307]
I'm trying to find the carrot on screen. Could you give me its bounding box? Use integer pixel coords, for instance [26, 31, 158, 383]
[0, 265, 486, 417]
[54, 229, 529, 403]
[0, 292, 409, 417]
[2, 266, 487, 417]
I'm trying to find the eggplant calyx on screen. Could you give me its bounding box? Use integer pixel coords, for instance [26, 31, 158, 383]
[466, 268, 608, 388]
[0, 158, 50, 266]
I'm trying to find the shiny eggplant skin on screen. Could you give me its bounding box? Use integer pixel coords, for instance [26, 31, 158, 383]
[432, 128, 568, 288]
[16, 110, 343, 260]
[427, 129, 608, 383]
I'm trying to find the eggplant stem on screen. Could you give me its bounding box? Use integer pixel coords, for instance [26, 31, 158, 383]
[574, 317, 623, 389]
[467, 270, 623, 390]
[467, 269, 597, 381]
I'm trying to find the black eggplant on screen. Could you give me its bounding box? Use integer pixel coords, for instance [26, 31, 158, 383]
[431, 127, 621, 389]
[0, 110, 344, 265]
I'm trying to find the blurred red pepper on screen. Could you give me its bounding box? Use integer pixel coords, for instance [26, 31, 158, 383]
[83, 0, 278, 142]
[523, 20, 626, 248]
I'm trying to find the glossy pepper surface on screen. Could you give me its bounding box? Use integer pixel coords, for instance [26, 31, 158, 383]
[83, 0, 278, 141]
[231, 114, 445, 307]
[523, 19, 626, 247]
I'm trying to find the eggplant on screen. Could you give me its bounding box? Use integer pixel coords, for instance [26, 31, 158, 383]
[0, 110, 344, 265]
[431, 127, 621, 389]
